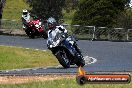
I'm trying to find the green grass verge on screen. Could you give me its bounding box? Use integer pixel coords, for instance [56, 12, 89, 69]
[3, 0, 30, 21]
[0, 46, 59, 70]
[0, 78, 131, 88]
[2, 0, 30, 29]
[1, 20, 22, 29]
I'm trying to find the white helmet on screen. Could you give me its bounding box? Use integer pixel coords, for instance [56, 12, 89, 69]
[47, 17, 56, 24]
[22, 9, 30, 22]
[47, 17, 57, 29]
[22, 9, 28, 16]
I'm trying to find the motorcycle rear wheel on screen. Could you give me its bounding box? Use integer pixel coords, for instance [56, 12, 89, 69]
[55, 50, 70, 68]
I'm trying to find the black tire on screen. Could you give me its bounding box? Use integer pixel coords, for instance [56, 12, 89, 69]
[27, 32, 35, 38]
[55, 50, 70, 68]
[25, 29, 35, 39]
[28, 34, 35, 38]
[42, 32, 48, 39]
[76, 76, 87, 85]
[75, 53, 85, 67]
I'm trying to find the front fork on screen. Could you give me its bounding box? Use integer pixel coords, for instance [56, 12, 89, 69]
[73, 42, 82, 54]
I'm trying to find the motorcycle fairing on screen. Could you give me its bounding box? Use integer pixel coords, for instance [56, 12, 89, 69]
[62, 39, 77, 56]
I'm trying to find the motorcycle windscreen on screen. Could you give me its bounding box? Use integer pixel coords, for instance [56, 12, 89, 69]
[47, 30, 61, 46]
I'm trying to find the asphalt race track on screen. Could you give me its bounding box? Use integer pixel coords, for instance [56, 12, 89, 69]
[0, 35, 132, 75]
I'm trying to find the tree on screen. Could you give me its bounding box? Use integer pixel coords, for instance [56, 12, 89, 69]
[115, 9, 132, 29]
[26, 0, 65, 22]
[0, 0, 6, 28]
[64, 0, 79, 12]
[72, 0, 130, 27]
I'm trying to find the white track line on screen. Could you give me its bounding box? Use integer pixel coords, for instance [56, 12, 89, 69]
[84, 56, 97, 65]
[0, 45, 47, 52]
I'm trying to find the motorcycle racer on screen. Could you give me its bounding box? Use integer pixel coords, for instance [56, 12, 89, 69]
[21, 9, 30, 30]
[47, 17, 68, 48]
[46, 17, 85, 68]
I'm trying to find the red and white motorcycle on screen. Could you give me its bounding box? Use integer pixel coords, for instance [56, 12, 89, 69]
[24, 19, 47, 38]
[22, 10, 47, 39]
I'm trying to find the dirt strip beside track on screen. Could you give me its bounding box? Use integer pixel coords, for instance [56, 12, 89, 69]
[0, 75, 75, 84]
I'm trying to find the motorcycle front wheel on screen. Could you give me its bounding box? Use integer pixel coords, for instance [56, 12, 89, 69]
[75, 53, 85, 67]
[55, 49, 70, 68]
[25, 29, 35, 39]
[42, 32, 48, 39]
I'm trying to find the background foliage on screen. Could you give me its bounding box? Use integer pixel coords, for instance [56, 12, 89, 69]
[1, 0, 132, 30]
[26, 0, 65, 22]
[72, 0, 130, 27]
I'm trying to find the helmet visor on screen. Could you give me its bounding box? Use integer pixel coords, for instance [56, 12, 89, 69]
[23, 12, 28, 15]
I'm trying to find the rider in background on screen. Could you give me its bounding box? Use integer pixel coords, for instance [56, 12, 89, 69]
[21, 9, 30, 30]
